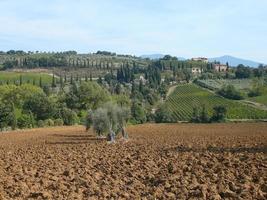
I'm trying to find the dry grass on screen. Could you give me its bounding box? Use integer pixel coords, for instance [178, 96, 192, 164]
[0, 123, 266, 199]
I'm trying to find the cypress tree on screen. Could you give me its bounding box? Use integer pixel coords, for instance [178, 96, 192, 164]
[39, 77, 43, 87]
[60, 75, 63, 88]
[52, 74, 56, 88]
[19, 75, 22, 85]
[70, 74, 73, 84]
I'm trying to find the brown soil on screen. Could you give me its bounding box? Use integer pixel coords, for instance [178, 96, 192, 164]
[0, 123, 266, 199]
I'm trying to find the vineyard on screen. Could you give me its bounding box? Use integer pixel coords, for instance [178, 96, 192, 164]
[196, 79, 252, 91]
[165, 84, 267, 121]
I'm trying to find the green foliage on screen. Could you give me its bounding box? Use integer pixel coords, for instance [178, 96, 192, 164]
[235, 65, 252, 79]
[191, 105, 210, 123]
[57, 107, 78, 125]
[155, 104, 175, 123]
[0, 102, 16, 130]
[44, 119, 54, 126]
[17, 112, 35, 129]
[78, 82, 110, 109]
[211, 105, 227, 122]
[23, 93, 55, 120]
[0, 84, 44, 107]
[218, 85, 244, 100]
[131, 102, 146, 124]
[91, 108, 110, 136]
[89, 102, 130, 138]
[37, 120, 45, 127]
[54, 118, 64, 126]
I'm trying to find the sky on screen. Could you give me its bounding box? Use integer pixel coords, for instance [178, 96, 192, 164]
[0, 0, 266, 63]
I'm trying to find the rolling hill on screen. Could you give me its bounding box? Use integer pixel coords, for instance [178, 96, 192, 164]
[208, 55, 262, 67]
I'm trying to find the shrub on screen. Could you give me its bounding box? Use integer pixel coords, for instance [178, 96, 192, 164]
[248, 86, 264, 97]
[54, 118, 64, 126]
[131, 102, 146, 124]
[155, 105, 175, 123]
[211, 105, 227, 122]
[190, 105, 210, 123]
[0, 103, 17, 130]
[37, 120, 45, 127]
[44, 119, 54, 127]
[58, 107, 79, 125]
[218, 85, 244, 100]
[17, 113, 35, 129]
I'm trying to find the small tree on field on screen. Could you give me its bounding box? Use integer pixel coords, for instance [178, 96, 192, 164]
[91, 108, 110, 137]
[190, 105, 210, 123]
[211, 105, 227, 122]
[88, 102, 130, 141]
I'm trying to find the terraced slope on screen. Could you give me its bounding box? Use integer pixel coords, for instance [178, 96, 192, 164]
[166, 84, 267, 121]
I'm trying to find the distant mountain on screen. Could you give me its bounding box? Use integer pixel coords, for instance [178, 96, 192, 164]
[140, 54, 186, 60]
[208, 55, 262, 67]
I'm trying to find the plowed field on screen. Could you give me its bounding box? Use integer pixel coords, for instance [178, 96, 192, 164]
[0, 123, 266, 199]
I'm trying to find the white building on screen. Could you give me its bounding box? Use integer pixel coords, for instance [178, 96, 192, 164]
[191, 57, 209, 63]
[191, 67, 203, 74]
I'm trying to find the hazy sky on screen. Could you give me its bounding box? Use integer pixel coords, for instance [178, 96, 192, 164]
[0, 0, 266, 62]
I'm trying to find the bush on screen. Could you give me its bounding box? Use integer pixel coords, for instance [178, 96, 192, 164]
[131, 102, 146, 124]
[191, 105, 210, 123]
[155, 105, 175, 123]
[17, 113, 35, 129]
[37, 120, 45, 127]
[211, 105, 227, 122]
[44, 119, 54, 126]
[56, 107, 79, 125]
[54, 118, 64, 126]
[248, 87, 263, 97]
[218, 85, 244, 100]
[0, 103, 17, 130]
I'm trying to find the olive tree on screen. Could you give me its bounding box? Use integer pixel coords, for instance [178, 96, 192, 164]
[91, 108, 109, 137]
[88, 102, 130, 141]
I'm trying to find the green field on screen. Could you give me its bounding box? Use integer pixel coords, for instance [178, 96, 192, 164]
[165, 84, 267, 121]
[0, 72, 56, 85]
[196, 79, 252, 91]
[248, 94, 267, 106]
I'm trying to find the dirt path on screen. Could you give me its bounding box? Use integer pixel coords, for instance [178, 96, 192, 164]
[166, 84, 178, 97]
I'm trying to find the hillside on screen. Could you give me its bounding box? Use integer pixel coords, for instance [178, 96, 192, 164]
[208, 55, 262, 67]
[165, 84, 267, 121]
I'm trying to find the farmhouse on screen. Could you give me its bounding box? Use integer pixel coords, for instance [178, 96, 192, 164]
[213, 64, 228, 72]
[191, 57, 208, 63]
[191, 67, 203, 74]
